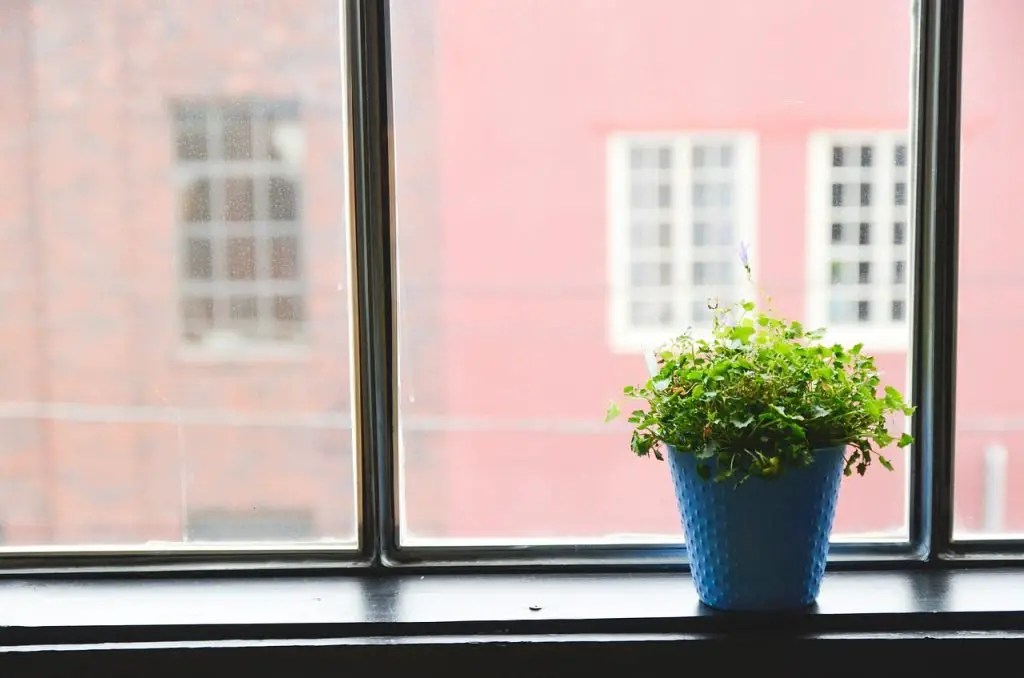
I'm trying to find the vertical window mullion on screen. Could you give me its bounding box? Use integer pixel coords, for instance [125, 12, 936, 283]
[910, 0, 963, 559]
[346, 0, 398, 565]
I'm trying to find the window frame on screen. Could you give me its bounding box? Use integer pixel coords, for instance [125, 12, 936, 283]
[11, 0, 1024, 665]
[3, 0, 1015, 576]
[351, 0, 967, 569]
[172, 99, 309, 355]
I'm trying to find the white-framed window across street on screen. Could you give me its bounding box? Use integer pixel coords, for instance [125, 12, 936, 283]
[607, 133, 757, 353]
[806, 131, 910, 351]
[174, 100, 308, 349]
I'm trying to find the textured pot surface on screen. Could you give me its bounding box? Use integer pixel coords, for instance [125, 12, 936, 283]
[668, 445, 846, 611]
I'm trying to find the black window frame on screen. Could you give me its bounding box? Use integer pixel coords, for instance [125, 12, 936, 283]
[10, 2, 1024, 673]
[344, 0, 985, 572]
[2, 0, 1018, 582]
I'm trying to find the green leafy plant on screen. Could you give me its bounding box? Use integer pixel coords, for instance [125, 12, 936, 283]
[606, 247, 915, 485]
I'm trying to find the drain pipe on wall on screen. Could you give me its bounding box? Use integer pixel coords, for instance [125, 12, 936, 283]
[983, 443, 1008, 533]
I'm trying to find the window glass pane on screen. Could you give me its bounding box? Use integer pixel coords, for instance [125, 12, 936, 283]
[271, 236, 300, 279]
[272, 295, 305, 341]
[227, 237, 257, 280]
[222, 107, 253, 161]
[175, 108, 208, 161]
[0, 2, 355, 547]
[224, 177, 255, 222]
[391, 0, 912, 544]
[954, 0, 1023, 538]
[265, 113, 305, 165]
[181, 178, 211, 223]
[185, 237, 213, 280]
[270, 177, 299, 221]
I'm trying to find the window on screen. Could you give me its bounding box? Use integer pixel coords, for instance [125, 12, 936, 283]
[0, 0, 1015, 609]
[954, 0, 1024, 538]
[0, 0, 1018, 666]
[175, 101, 307, 348]
[806, 132, 911, 350]
[608, 134, 757, 352]
[0, 0, 356, 550]
[391, 0, 910, 547]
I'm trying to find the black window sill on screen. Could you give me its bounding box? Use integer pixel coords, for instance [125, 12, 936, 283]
[4, 568, 1024, 677]
[1, 567, 1023, 649]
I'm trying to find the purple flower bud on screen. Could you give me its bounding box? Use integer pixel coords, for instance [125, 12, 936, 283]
[738, 241, 750, 267]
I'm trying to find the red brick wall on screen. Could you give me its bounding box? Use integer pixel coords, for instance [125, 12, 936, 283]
[0, 0, 368, 544]
[0, 1, 51, 544]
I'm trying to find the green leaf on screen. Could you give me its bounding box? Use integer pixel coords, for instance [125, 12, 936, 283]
[884, 385, 906, 407]
[731, 325, 756, 342]
[741, 301, 756, 311]
[604, 402, 620, 423]
[730, 415, 755, 429]
[769, 404, 803, 421]
[878, 455, 894, 471]
[897, 433, 914, 448]
[630, 433, 654, 458]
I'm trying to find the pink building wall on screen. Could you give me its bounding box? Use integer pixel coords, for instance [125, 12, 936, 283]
[396, 0, 1024, 539]
[0, 0, 1020, 546]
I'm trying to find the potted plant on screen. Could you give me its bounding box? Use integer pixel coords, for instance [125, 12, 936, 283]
[606, 246, 914, 611]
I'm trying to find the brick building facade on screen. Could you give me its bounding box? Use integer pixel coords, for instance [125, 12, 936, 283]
[0, 0, 359, 545]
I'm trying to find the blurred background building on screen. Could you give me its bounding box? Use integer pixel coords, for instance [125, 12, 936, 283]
[0, 0, 1018, 547]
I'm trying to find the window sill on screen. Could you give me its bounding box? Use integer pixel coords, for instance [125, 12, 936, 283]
[1, 568, 1022, 647]
[3, 568, 1024, 673]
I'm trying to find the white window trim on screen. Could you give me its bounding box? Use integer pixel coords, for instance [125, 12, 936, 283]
[607, 131, 758, 354]
[805, 130, 910, 352]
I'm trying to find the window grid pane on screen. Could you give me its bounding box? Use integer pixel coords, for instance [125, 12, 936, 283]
[823, 135, 909, 332]
[174, 102, 307, 346]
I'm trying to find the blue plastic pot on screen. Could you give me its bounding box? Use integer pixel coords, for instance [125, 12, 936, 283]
[667, 444, 846, 611]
